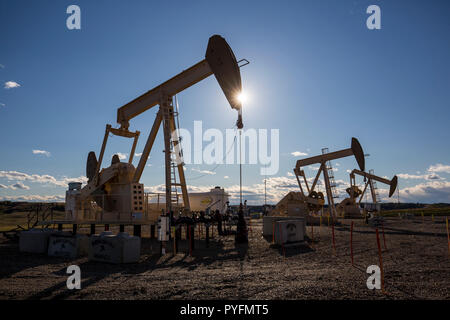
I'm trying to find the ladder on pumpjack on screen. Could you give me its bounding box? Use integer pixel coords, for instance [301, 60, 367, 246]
[369, 169, 380, 203]
[322, 148, 339, 200]
[169, 96, 186, 212]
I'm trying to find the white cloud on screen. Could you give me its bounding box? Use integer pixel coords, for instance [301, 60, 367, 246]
[135, 153, 142, 157]
[224, 175, 229, 179]
[0, 170, 87, 187]
[10, 182, 30, 190]
[398, 173, 442, 180]
[4, 81, 20, 89]
[428, 163, 450, 174]
[287, 172, 294, 177]
[0, 103, 5, 107]
[0, 182, 30, 190]
[0, 194, 65, 202]
[32, 149, 51, 157]
[116, 153, 127, 160]
[191, 168, 216, 175]
[0, 64, 4, 68]
[396, 180, 450, 203]
[291, 151, 308, 157]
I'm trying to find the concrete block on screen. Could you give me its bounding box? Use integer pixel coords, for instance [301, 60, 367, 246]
[47, 232, 89, 258]
[263, 216, 305, 236]
[89, 232, 140, 264]
[19, 229, 55, 254]
[274, 219, 306, 245]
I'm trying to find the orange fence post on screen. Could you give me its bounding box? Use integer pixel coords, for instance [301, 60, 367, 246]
[375, 228, 385, 293]
[381, 222, 387, 251]
[331, 221, 336, 255]
[446, 217, 450, 258]
[350, 221, 354, 266]
[189, 225, 192, 256]
[272, 222, 275, 244]
[279, 223, 285, 257]
[319, 216, 322, 239]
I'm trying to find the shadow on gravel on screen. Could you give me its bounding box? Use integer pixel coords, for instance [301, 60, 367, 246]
[0, 237, 77, 281]
[25, 236, 254, 299]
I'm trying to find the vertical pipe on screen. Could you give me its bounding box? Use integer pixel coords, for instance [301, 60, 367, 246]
[446, 217, 450, 258]
[350, 221, 354, 266]
[381, 222, 387, 251]
[134, 225, 141, 237]
[331, 222, 336, 255]
[272, 221, 275, 244]
[279, 223, 285, 257]
[189, 225, 192, 256]
[150, 224, 155, 239]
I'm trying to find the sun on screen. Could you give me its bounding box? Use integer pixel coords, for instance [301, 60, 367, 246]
[236, 91, 248, 104]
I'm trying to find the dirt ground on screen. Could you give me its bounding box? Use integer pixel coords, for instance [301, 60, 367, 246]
[0, 216, 449, 300]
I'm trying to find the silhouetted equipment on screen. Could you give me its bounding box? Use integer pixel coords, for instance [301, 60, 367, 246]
[63, 35, 246, 227]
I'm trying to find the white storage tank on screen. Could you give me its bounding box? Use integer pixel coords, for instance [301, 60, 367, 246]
[89, 232, 141, 264]
[65, 182, 82, 221]
[47, 232, 89, 258]
[188, 186, 229, 213]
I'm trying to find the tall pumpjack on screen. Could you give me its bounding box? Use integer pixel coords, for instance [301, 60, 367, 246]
[79, 35, 245, 219]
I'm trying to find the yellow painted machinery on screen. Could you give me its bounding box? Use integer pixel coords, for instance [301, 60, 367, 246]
[64, 35, 245, 225]
[271, 138, 365, 222]
[336, 169, 398, 218]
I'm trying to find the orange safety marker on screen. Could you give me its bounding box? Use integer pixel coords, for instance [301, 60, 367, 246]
[446, 217, 450, 258]
[279, 223, 285, 257]
[272, 221, 275, 244]
[350, 221, 354, 266]
[375, 228, 385, 293]
[189, 225, 192, 256]
[381, 222, 387, 251]
[319, 216, 322, 239]
[331, 221, 336, 255]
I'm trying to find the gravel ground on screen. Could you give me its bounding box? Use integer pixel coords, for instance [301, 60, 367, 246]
[0, 216, 449, 300]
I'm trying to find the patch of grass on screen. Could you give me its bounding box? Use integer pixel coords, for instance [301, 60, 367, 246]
[382, 207, 450, 217]
[0, 210, 66, 232]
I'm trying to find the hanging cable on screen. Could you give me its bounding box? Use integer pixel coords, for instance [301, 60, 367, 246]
[188, 127, 238, 180]
[239, 128, 242, 205]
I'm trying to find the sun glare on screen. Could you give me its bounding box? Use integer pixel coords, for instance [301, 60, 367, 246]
[237, 91, 248, 104]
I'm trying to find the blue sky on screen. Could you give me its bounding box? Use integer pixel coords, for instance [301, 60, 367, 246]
[1, 0, 450, 204]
